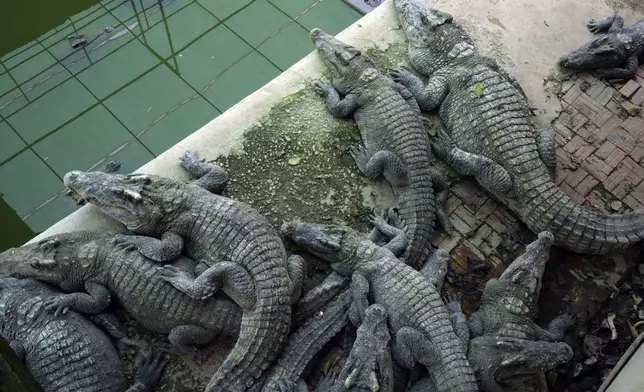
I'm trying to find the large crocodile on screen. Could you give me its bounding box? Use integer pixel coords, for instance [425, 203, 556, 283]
[559, 14, 644, 81]
[0, 277, 166, 392]
[391, 0, 644, 254]
[311, 27, 452, 269]
[281, 218, 478, 392]
[0, 232, 243, 352]
[62, 150, 304, 392]
[467, 232, 574, 392]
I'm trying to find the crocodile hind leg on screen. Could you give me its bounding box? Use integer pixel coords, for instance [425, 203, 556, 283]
[167, 325, 218, 353]
[390, 68, 448, 111]
[158, 261, 256, 309]
[534, 311, 576, 342]
[126, 351, 168, 392]
[420, 249, 449, 291]
[597, 54, 640, 81]
[179, 150, 229, 194]
[348, 273, 370, 328]
[350, 145, 410, 188]
[392, 82, 422, 114]
[537, 127, 557, 179]
[392, 327, 440, 370]
[431, 130, 513, 195]
[587, 14, 624, 34]
[43, 281, 111, 316]
[428, 167, 455, 234]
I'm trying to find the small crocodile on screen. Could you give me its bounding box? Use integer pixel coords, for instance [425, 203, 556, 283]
[281, 217, 478, 392]
[467, 232, 574, 392]
[559, 14, 644, 81]
[0, 277, 166, 392]
[311, 28, 452, 269]
[63, 151, 303, 392]
[0, 232, 243, 351]
[392, 0, 644, 254]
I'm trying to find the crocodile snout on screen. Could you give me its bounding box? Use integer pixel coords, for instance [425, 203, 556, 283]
[63, 170, 82, 187]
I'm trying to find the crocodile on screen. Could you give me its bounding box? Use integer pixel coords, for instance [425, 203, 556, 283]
[391, 0, 644, 254]
[0, 277, 166, 392]
[311, 27, 452, 269]
[281, 218, 478, 392]
[262, 303, 392, 392]
[63, 150, 303, 392]
[466, 232, 574, 392]
[559, 14, 644, 81]
[0, 231, 244, 352]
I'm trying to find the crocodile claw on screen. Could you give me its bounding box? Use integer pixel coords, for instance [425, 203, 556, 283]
[44, 296, 70, 317]
[314, 81, 332, 97]
[587, 19, 602, 33]
[389, 67, 413, 85]
[158, 265, 213, 300]
[135, 350, 168, 388]
[349, 144, 371, 173]
[111, 235, 139, 252]
[442, 292, 463, 314]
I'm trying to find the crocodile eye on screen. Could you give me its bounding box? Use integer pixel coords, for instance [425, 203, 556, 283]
[31, 259, 56, 270]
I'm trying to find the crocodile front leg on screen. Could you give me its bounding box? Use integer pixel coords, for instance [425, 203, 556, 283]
[443, 293, 469, 351]
[293, 272, 349, 323]
[390, 68, 448, 111]
[44, 281, 111, 316]
[126, 351, 168, 392]
[350, 145, 410, 188]
[315, 81, 359, 117]
[392, 327, 440, 370]
[392, 82, 422, 114]
[536, 127, 557, 179]
[180, 150, 229, 194]
[432, 130, 513, 195]
[533, 311, 576, 342]
[420, 249, 449, 291]
[467, 310, 484, 337]
[349, 273, 370, 328]
[159, 261, 256, 309]
[287, 255, 305, 304]
[369, 209, 409, 256]
[587, 14, 624, 34]
[597, 54, 640, 80]
[112, 232, 184, 263]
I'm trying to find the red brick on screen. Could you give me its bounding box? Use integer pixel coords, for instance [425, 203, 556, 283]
[563, 135, 587, 154]
[572, 93, 602, 118]
[604, 146, 627, 168]
[631, 146, 644, 163]
[575, 175, 599, 196]
[565, 169, 589, 188]
[631, 88, 644, 106]
[588, 84, 614, 106]
[605, 127, 636, 153]
[636, 75, 644, 88]
[632, 182, 644, 204]
[619, 80, 640, 98]
[603, 169, 626, 192]
[622, 117, 644, 138]
[596, 116, 622, 140]
[581, 155, 610, 181]
[610, 180, 632, 199]
[556, 169, 570, 185]
[574, 144, 595, 161]
[605, 99, 625, 116]
[637, 66, 644, 79]
[584, 190, 607, 213]
[552, 120, 572, 142]
[563, 84, 582, 104]
[619, 157, 644, 184]
[559, 181, 585, 204]
[595, 141, 617, 160]
[556, 148, 575, 169]
[590, 108, 616, 128]
[623, 194, 644, 210]
[559, 107, 588, 131]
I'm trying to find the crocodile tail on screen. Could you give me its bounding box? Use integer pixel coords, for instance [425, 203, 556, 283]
[520, 173, 644, 254]
[397, 177, 438, 269]
[205, 260, 292, 392]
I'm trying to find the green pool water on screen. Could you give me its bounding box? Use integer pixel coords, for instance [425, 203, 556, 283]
[0, 0, 364, 251]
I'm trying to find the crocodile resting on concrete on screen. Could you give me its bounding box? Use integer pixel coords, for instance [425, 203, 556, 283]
[467, 232, 574, 392]
[0, 277, 166, 392]
[392, 0, 644, 254]
[0, 232, 243, 351]
[282, 218, 478, 392]
[63, 150, 304, 392]
[311, 27, 451, 269]
[559, 14, 644, 81]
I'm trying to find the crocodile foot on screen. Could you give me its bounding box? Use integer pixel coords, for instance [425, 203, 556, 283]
[349, 144, 371, 174]
[314, 80, 333, 97]
[134, 350, 168, 389]
[390, 67, 415, 86]
[44, 296, 70, 317]
[158, 265, 214, 300]
[442, 292, 462, 314]
[111, 234, 139, 252]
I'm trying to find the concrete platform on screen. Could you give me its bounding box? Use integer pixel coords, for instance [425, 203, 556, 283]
[27, 0, 644, 390]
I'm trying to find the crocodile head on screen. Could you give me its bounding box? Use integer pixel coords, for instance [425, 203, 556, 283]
[310, 28, 379, 95]
[480, 232, 554, 317]
[559, 34, 633, 71]
[64, 170, 178, 235]
[0, 233, 97, 292]
[281, 221, 363, 275]
[469, 336, 573, 392]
